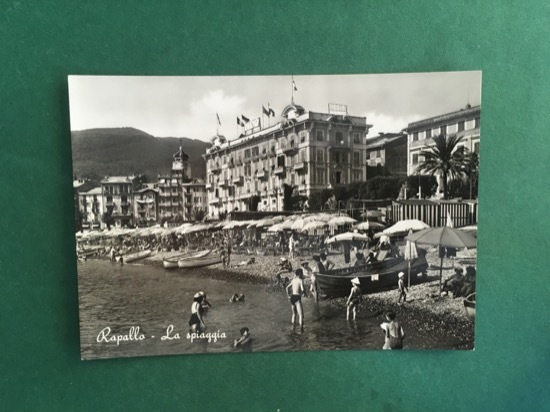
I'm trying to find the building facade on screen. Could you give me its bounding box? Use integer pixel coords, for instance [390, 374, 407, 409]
[203, 103, 372, 218]
[407, 104, 481, 195]
[182, 179, 208, 221]
[134, 183, 158, 226]
[101, 176, 142, 228]
[365, 132, 408, 177]
[157, 145, 191, 222]
[79, 186, 103, 229]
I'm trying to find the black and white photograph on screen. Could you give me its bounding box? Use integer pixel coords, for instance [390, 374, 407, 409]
[69, 72, 481, 360]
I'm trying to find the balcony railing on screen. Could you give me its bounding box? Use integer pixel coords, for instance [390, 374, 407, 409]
[232, 176, 243, 185]
[274, 166, 285, 175]
[256, 169, 266, 179]
[293, 162, 307, 171]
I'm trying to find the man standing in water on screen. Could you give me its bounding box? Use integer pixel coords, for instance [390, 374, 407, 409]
[286, 268, 305, 328]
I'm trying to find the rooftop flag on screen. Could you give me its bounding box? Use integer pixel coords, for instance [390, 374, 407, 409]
[217, 113, 221, 126]
[241, 114, 250, 123]
[268, 102, 275, 117]
[293, 80, 298, 91]
[262, 105, 269, 117]
[236, 116, 244, 127]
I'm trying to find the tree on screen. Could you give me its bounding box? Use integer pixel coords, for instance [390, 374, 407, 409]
[282, 184, 295, 211]
[101, 206, 115, 230]
[404, 175, 438, 199]
[417, 134, 468, 200]
[191, 207, 207, 222]
[248, 195, 261, 212]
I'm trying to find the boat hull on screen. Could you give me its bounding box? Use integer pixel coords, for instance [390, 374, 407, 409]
[315, 256, 428, 297]
[120, 249, 152, 263]
[177, 254, 222, 269]
[163, 250, 212, 269]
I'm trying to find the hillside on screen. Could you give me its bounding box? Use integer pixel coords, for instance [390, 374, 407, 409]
[71, 128, 209, 181]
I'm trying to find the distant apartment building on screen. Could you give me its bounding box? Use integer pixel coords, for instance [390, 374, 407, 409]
[134, 183, 158, 226]
[203, 102, 372, 218]
[79, 186, 103, 229]
[182, 179, 208, 221]
[407, 104, 481, 195]
[158, 145, 191, 222]
[365, 132, 407, 177]
[101, 175, 142, 228]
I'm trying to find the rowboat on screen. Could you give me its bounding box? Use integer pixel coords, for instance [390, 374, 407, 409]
[177, 252, 222, 269]
[463, 293, 476, 320]
[315, 255, 428, 297]
[116, 249, 151, 263]
[162, 250, 212, 269]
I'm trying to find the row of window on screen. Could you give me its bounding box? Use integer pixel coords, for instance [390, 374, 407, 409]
[411, 118, 480, 141]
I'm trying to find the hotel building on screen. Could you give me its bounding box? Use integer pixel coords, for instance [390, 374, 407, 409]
[203, 102, 372, 218]
[100, 176, 141, 228]
[365, 132, 408, 177]
[182, 179, 208, 221]
[407, 104, 481, 195]
[134, 183, 158, 226]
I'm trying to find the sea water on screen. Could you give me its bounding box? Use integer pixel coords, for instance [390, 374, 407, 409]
[77, 260, 461, 359]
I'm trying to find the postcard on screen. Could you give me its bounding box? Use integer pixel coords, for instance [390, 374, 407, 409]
[69, 72, 480, 359]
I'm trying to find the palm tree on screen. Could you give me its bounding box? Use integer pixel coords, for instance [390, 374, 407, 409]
[417, 134, 468, 200]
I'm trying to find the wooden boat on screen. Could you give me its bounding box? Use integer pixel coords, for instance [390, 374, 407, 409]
[315, 255, 429, 297]
[162, 250, 212, 269]
[116, 249, 151, 263]
[463, 293, 476, 320]
[177, 252, 222, 269]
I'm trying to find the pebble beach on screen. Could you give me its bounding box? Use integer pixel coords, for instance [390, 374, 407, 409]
[143, 245, 476, 349]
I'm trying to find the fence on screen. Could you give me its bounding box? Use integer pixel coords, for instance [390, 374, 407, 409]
[388, 199, 478, 228]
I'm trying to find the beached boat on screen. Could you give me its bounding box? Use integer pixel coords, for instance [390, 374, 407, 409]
[315, 255, 429, 297]
[463, 293, 476, 320]
[162, 250, 212, 269]
[177, 252, 222, 269]
[117, 249, 152, 263]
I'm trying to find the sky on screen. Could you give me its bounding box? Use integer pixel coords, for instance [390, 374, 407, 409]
[68, 71, 481, 142]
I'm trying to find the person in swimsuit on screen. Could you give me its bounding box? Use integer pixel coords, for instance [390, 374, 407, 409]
[381, 311, 405, 350]
[346, 277, 363, 320]
[302, 261, 319, 303]
[188, 293, 206, 332]
[234, 327, 252, 350]
[286, 268, 305, 327]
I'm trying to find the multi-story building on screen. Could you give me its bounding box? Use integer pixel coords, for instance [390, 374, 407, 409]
[407, 104, 481, 195]
[182, 179, 208, 221]
[158, 145, 191, 222]
[101, 175, 141, 228]
[79, 186, 103, 229]
[365, 132, 407, 177]
[203, 102, 372, 217]
[134, 183, 158, 226]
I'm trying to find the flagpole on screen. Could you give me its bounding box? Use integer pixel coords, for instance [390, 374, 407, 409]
[291, 75, 294, 104]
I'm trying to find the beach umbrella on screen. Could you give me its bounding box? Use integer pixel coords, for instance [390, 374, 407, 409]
[355, 221, 386, 231]
[254, 218, 276, 228]
[383, 219, 429, 235]
[267, 223, 285, 232]
[406, 226, 477, 292]
[301, 220, 328, 233]
[328, 216, 358, 227]
[326, 232, 370, 244]
[291, 218, 307, 231]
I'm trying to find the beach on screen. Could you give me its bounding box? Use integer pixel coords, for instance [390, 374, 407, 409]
[141, 245, 476, 349]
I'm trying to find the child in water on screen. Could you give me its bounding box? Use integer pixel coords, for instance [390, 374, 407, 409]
[234, 327, 252, 349]
[346, 277, 362, 320]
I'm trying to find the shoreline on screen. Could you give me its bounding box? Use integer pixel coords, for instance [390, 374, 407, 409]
[93, 247, 475, 349]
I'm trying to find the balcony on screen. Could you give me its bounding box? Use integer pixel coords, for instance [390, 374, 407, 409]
[210, 163, 221, 174]
[282, 145, 297, 156]
[158, 202, 171, 207]
[232, 176, 243, 185]
[256, 169, 266, 179]
[209, 198, 221, 206]
[274, 166, 285, 176]
[293, 162, 307, 172]
[205, 183, 214, 191]
[219, 179, 229, 188]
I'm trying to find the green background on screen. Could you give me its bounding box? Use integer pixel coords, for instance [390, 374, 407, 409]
[1, 1, 548, 410]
